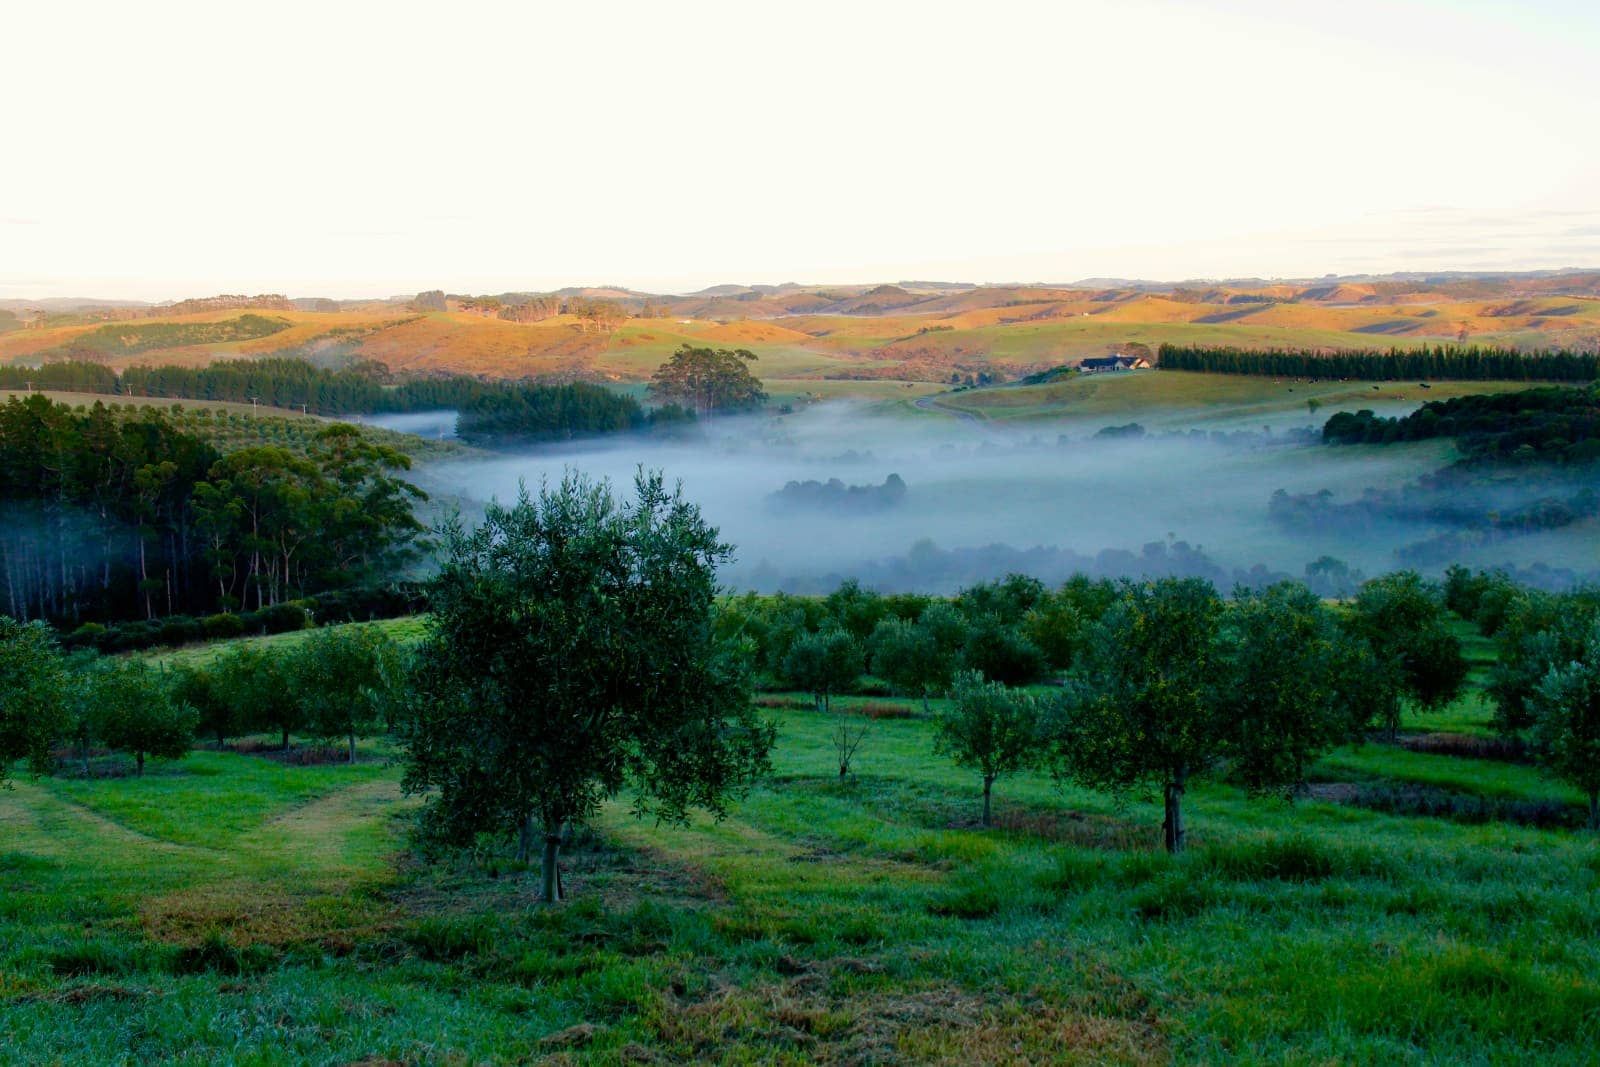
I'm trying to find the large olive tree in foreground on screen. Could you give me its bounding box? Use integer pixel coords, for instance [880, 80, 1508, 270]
[402, 472, 775, 903]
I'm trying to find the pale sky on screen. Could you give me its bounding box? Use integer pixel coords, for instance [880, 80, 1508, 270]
[3, 0, 1598, 300]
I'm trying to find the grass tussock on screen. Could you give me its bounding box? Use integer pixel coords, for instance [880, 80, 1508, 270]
[1397, 732, 1530, 763]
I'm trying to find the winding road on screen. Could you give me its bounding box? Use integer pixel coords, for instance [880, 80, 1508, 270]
[912, 393, 985, 426]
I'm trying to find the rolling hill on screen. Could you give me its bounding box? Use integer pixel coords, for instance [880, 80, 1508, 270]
[3, 274, 1598, 391]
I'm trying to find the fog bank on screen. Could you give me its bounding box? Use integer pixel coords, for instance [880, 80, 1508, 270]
[409, 400, 1570, 592]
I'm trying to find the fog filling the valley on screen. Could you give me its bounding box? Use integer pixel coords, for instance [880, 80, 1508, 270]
[404, 400, 1558, 593]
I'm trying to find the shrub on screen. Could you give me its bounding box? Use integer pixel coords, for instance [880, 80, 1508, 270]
[157, 616, 203, 647]
[201, 613, 247, 640]
[253, 602, 310, 635]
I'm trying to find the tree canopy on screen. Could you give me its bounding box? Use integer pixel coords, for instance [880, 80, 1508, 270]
[935, 671, 1042, 827]
[648, 345, 768, 416]
[1529, 620, 1600, 829]
[402, 471, 775, 902]
[0, 397, 425, 624]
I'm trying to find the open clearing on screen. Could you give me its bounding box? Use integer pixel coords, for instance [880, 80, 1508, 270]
[4, 620, 1598, 1064]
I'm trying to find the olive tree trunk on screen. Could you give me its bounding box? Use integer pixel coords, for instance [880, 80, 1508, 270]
[540, 825, 566, 904]
[1163, 769, 1186, 854]
[515, 813, 534, 863]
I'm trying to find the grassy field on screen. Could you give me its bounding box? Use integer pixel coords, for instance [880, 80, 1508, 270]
[931, 371, 1542, 429]
[2, 390, 475, 462]
[4, 623, 1599, 1064]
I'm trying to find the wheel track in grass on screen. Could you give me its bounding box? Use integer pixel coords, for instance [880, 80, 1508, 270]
[0, 780, 221, 861]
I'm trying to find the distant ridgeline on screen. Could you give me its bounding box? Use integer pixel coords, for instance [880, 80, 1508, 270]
[0, 358, 693, 443]
[766, 474, 908, 514]
[1322, 386, 1600, 465]
[1158, 343, 1600, 382]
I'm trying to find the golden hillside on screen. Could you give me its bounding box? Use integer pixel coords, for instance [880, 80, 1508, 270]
[4, 276, 1598, 387]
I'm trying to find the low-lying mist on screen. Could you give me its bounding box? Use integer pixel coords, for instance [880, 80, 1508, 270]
[406, 400, 1600, 593]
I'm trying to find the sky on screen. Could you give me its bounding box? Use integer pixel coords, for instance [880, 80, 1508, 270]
[3, 0, 1598, 300]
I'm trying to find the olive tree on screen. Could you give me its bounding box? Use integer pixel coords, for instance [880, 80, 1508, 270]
[84, 661, 197, 776]
[170, 662, 240, 750]
[0, 617, 69, 784]
[403, 472, 775, 903]
[934, 671, 1042, 827]
[783, 628, 868, 778]
[1529, 619, 1600, 830]
[1487, 592, 1593, 737]
[210, 644, 300, 748]
[869, 616, 943, 713]
[1343, 571, 1468, 735]
[1219, 582, 1386, 795]
[1053, 577, 1225, 853]
[291, 624, 406, 762]
[783, 628, 862, 715]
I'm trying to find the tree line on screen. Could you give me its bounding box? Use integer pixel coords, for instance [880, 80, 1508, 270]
[9, 504, 1600, 910]
[1322, 385, 1600, 465]
[455, 383, 693, 445]
[0, 357, 600, 419]
[0, 396, 424, 626]
[37, 314, 294, 361]
[0, 618, 407, 786]
[1157, 343, 1600, 382]
[721, 569, 1469, 849]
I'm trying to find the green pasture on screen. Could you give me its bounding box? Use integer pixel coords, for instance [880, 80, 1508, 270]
[5, 623, 1599, 1064]
[931, 372, 1542, 430]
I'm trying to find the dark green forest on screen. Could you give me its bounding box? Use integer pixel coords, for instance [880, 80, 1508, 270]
[0, 357, 695, 433]
[0, 396, 425, 626]
[455, 383, 693, 445]
[1158, 343, 1600, 381]
[1322, 384, 1600, 464]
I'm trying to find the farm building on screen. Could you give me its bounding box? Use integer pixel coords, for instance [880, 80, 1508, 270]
[1079, 355, 1152, 373]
